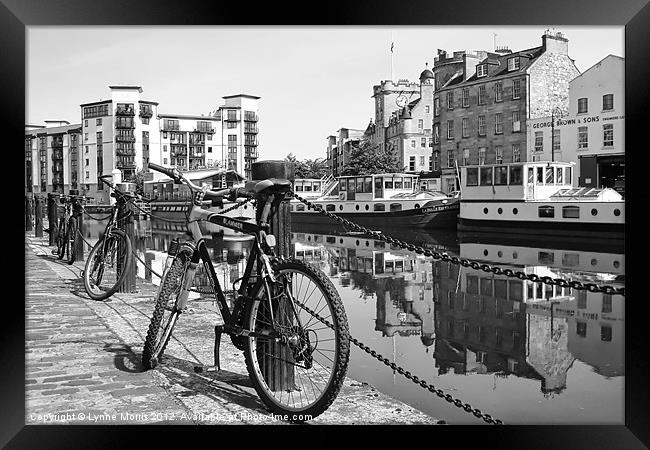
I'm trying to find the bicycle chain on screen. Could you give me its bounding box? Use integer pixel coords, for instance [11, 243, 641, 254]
[285, 282, 503, 425]
[289, 191, 625, 296]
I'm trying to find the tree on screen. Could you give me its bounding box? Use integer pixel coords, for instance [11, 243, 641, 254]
[285, 154, 329, 179]
[125, 169, 146, 195]
[340, 139, 404, 176]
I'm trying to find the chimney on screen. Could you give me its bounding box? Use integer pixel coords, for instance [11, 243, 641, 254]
[542, 30, 569, 55]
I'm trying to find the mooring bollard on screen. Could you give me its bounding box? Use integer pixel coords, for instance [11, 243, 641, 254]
[251, 160, 295, 392]
[47, 193, 60, 246]
[25, 193, 34, 232]
[117, 183, 137, 293]
[34, 195, 44, 238]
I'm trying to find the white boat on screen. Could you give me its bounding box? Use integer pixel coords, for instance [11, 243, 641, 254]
[457, 161, 624, 239]
[291, 173, 460, 229]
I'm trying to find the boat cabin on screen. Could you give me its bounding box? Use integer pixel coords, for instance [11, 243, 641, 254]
[293, 178, 324, 196]
[460, 161, 575, 201]
[337, 173, 420, 201]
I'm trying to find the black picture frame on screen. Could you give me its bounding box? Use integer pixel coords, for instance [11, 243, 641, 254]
[5, 0, 648, 447]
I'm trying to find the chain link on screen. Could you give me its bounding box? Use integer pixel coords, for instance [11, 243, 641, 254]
[289, 191, 625, 296]
[285, 283, 503, 425]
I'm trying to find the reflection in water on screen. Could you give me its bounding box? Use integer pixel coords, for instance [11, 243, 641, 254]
[82, 217, 624, 423]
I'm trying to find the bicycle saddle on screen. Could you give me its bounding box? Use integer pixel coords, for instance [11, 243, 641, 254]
[245, 178, 292, 193]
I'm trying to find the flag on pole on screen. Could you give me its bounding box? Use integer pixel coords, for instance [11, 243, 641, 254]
[391, 42, 394, 53]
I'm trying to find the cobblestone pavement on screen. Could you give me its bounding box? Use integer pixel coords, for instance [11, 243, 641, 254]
[25, 232, 440, 425]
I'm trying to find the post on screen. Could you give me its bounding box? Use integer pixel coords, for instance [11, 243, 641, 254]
[251, 160, 295, 392]
[34, 195, 44, 238]
[25, 194, 34, 232]
[47, 193, 60, 246]
[117, 182, 137, 293]
[71, 190, 84, 262]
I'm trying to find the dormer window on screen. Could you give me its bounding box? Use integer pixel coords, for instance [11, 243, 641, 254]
[477, 64, 488, 78]
[507, 57, 520, 71]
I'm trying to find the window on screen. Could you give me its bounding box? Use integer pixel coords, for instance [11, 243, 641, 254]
[478, 147, 486, 165]
[603, 94, 614, 111]
[495, 82, 503, 102]
[96, 118, 102, 126]
[419, 137, 425, 148]
[142, 117, 149, 125]
[207, 146, 212, 153]
[578, 126, 588, 149]
[576, 321, 587, 338]
[507, 57, 520, 71]
[447, 150, 454, 168]
[512, 79, 521, 99]
[494, 166, 508, 185]
[420, 156, 425, 166]
[512, 144, 521, 162]
[562, 206, 580, 218]
[480, 167, 493, 185]
[546, 166, 554, 184]
[565, 166, 572, 183]
[411, 139, 416, 148]
[163, 132, 168, 139]
[425, 105, 430, 113]
[434, 97, 440, 116]
[446, 120, 454, 139]
[463, 148, 470, 165]
[552, 129, 560, 152]
[477, 64, 487, 77]
[84, 119, 88, 127]
[466, 167, 479, 186]
[494, 113, 503, 134]
[85, 171, 89, 178]
[495, 145, 503, 164]
[603, 124, 614, 147]
[509, 165, 522, 185]
[462, 118, 469, 138]
[84, 133, 88, 141]
[556, 167, 563, 184]
[478, 85, 486, 105]
[85, 145, 89, 154]
[578, 97, 588, 113]
[447, 91, 454, 109]
[478, 116, 486, 136]
[535, 131, 544, 152]
[512, 110, 520, 132]
[538, 206, 555, 218]
[409, 156, 416, 171]
[602, 295, 612, 313]
[601, 325, 612, 342]
[390, 203, 402, 212]
[374, 203, 385, 211]
[433, 123, 440, 144]
[326, 204, 336, 211]
[163, 145, 167, 152]
[418, 119, 423, 130]
[163, 158, 168, 165]
[462, 87, 470, 107]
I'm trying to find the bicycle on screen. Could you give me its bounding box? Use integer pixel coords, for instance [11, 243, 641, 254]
[142, 163, 350, 422]
[54, 194, 84, 265]
[82, 175, 148, 301]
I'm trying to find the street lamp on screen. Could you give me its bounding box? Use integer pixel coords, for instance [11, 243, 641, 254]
[550, 107, 563, 163]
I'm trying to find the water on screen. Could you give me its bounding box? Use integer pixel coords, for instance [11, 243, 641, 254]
[81, 217, 625, 425]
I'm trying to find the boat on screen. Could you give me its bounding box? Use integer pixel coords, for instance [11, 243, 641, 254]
[290, 173, 460, 229]
[457, 161, 624, 239]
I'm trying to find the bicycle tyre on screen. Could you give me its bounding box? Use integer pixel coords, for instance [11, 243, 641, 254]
[82, 229, 131, 301]
[243, 257, 350, 422]
[141, 249, 192, 370]
[65, 218, 77, 265]
[56, 217, 67, 259]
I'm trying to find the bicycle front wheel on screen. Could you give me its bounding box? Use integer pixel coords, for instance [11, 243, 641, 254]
[244, 258, 350, 422]
[65, 218, 77, 265]
[56, 218, 67, 260]
[82, 229, 131, 300]
[141, 249, 191, 370]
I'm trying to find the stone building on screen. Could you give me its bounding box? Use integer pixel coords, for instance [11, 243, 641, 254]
[326, 128, 365, 177]
[432, 31, 581, 193]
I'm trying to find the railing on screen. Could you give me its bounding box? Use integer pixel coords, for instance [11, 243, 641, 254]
[115, 107, 135, 116]
[115, 135, 136, 143]
[139, 108, 153, 118]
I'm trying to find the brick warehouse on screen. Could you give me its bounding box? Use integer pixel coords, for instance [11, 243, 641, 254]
[432, 31, 580, 193]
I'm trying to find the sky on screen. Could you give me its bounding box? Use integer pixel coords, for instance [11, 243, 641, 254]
[27, 26, 624, 161]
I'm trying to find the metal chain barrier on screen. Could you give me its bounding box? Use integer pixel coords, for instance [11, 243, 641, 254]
[289, 191, 625, 297]
[282, 278, 503, 425]
[82, 209, 112, 221]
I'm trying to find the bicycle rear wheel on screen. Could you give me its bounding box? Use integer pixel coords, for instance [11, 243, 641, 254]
[142, 249, 191, 370]
[65, 218, 77, 265]
[56, 217, 67, 259]
[82, 229, 131, 300]
[243, 258, 350, 422]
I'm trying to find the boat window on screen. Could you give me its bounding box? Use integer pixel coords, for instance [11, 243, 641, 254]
[375, 177, 382, 190]
[326, 204, 336, 211]
[374, 203, 385, 211]
[466, 168, 479, 186]
[385, 179, 394, 189]
[296, 204, 305, 211]
[394, 177, 403, 189]
[364, 177, 372, 193]
[404, 179, 412, 189]
[348, 179, 356, 193]
[565, 167, 572, 184]
[289, 204, 294, 211]
[536, 167, 544, 184]
[339, 180, 347, 191]
[356, 177, 364, 193]
[494, 166, 508, 185]
[528, 167, 535, 184]
[538, 205, 554, 218]
[556, 168, 563, 184]
[304, 185, 312, 191]
[313, 182, 320, 191]
[545, 167, 554, 184]
[480, 167, 493, 185]
[326, 236, 336, 244]
[562, 206, 579, 218]
[295, 185, 304, 191]
[509, 165, 522, 185]
[390, 203, 402, 212]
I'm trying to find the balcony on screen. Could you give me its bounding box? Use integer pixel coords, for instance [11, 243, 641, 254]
[116, 148, 136, 157]
[162, 122, 180, 132]
[190, 153, 204, 159]
[115, 119, 135, 129]
[139, 107, 153, 118]
[115, 106, 135, 116]
[244, 126, 259, 134]
[244, 113, 258, 122]
[115, 134, 136, 143]
[195, 127, 215, 134]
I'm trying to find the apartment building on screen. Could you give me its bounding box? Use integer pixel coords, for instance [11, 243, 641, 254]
[326, 128, 364, 177]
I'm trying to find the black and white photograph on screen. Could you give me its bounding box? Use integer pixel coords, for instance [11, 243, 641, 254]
[5, 0, 649, 446]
